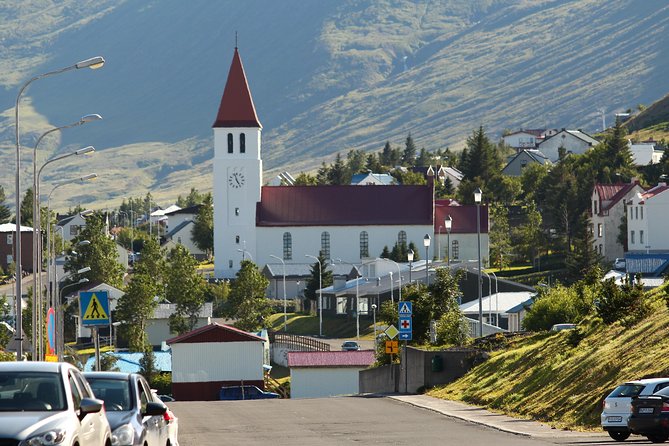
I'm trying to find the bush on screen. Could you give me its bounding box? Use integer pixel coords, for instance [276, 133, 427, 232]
[522, 283, 594, 331]
[151, 373, 172, 395]
[435, 313, 469, 347]
[597, 276, 650, 326]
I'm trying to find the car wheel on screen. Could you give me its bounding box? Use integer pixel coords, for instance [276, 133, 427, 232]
[647, 434, 669, 443]
[608, 431, 630, 441]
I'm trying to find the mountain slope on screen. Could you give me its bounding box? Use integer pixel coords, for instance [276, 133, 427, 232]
[1, 0, 668, 210]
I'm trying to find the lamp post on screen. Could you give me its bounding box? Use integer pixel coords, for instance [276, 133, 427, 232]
[474, 187, 483, 337]
[407, 249, 414, 283]
[445, 215, 453, 267]
[305, 254, 322, 337]
[382, 258, 402, 302]
[269, 255, 287, 332]
[336, 259, 360, 340]
[237, 249, 253, 262]
[437, 226, 443, 261]
[33, 118, 100, 359]
[37, 148, 96, 359]
[14, 55, 104, 361]
[423, 234, 431, 285]
[372, 303, 377, 348]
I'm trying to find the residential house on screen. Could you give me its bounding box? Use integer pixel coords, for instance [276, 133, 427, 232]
[55, 212, 91, 244]
[537, 129, 599, 162]
[629, 141, 663, 166]
[0, 223, 33, 274]
[502, 129, 549, 150]
[442, 166, 464, 190]
[164, 204, 201, 234]
[506, 297, 534, 332]
[502, 149, 551, 176]
[147, 302, 213, 347]
[590, 180, 645, 261]
[350, 172, 395, 185]
[458, 291, 535, 330]
[162, 220, 208, 260]
[626, 183, 669, 275]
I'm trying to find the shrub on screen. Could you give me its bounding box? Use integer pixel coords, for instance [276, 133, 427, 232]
[597, 276, 650, 326]
[522, 283, 593, 331]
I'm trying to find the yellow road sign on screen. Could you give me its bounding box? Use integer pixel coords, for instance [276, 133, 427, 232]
[83, 293, 109, 321]
[385, 340, 399, 354]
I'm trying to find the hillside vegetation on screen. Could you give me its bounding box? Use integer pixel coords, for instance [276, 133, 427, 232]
[1, 1, 669, 209]
[429, 285, 669, 430]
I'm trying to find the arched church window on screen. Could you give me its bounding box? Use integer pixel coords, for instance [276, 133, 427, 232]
[227, 133, 233, 153]
[360, 231, 369, 258]
[283, 232, 292, 260]
[321, 232, 330, 259]
[240, 133, 246, 153]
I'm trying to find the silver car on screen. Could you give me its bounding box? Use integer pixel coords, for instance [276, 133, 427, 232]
[84, 372, 170, 446]
[0, 361, 111, 446]
[602, 378, 669, 441]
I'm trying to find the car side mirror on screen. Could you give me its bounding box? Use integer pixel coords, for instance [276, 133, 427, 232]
[143, 401, 167, 417]
[79, 397, 103, 420]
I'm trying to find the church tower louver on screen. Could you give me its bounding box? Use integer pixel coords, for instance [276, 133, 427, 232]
[213, 47, 262, 279]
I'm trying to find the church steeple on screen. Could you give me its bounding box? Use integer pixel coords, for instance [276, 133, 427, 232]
[213, 48, 262, 128]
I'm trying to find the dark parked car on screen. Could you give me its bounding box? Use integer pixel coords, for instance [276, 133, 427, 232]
[341, 341, 361, 351]
[85, 371, 172, 446]
[628, 385, 669, 443]
[219, 385, 279, 400]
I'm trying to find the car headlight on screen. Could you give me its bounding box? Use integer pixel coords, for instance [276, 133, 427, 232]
[111, 424, 135, 446]
[20, 429, 66, 446]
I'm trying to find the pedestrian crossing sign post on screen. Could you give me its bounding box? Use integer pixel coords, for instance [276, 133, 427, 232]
[79, 291, 110, 327]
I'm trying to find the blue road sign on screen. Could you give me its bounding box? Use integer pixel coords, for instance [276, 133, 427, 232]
[398, 301, 412, 315]
[399, 317, 412, 332]
[399, 332, 413, 341]
[80, 291, 110, 326]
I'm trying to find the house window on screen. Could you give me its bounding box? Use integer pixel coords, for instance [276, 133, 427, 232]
[177, 236, 182, 244]
[358, 297, 369, 315]
[321, 232, 330, 258]
[599, 244, 603, 254]
[640, 230, 644, 244]
[635, 207, 639, 219]
[235, 235, 240, 244]
[452, 240, 459, 260]
[521, 160, 527, 169]
[6, 234, 12, 245]
[597, 224, 603, 238]
[235, 208, 240, 216]
[631, 231, 635, 244]
[283, 232, 292, 260]
[240, 133, 246, 154]
[229, 260, 233, 268]
[336, 297, 347, 315]
[593, 200, 598, 214]
[360, 231, 369, 258]
[69, 225, 80, 236]
[398, 231, 407, 247]
[227, 133, 233, 153]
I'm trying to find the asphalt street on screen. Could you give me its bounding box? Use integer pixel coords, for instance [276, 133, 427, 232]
[169, 395, 617, 446]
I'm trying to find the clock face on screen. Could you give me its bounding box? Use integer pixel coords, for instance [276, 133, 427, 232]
[228, 171, 246, 188]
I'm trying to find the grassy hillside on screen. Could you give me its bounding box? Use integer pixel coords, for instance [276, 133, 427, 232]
[429, 285, 669, 431]
[2, 0, 669, 210]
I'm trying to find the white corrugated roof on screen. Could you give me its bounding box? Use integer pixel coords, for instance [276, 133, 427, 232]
[459, 291, 535, 314]
[0, 223, 33, 232]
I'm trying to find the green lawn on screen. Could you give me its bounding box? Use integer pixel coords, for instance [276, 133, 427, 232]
[266, 313, 378, 339]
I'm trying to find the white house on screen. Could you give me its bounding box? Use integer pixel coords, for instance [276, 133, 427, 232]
[147, 302, 213, 347]
[627, 183, 669, 255]
[502, 149, 551, 176]
[459, 291, 535, 329]
[212, 48, 438, 279]
[287, 350, 375, 399]
[167, 323, 268, 401]
[629, 141, 663, 166]
[537, 129, 599, 162]
[502, 129, 545, 149]
[162, 220, 208, 260]
[55, 212, 91, 243]
[590, 180, 645, 261]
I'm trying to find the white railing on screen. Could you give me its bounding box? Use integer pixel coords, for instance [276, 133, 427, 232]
[465, 317, 507, 337]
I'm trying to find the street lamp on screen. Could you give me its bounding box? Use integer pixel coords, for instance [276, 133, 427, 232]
[372, 303, 378, 348]
[269, 254, 287, 332]
[14, 55, 104, 361]
[305, 254, 322, 337]
[237, 249, 253, 262]
[474, 187, 483, 337]
[36, 148, 96, 359]
[336, 259, 361, 340]
[407, 249, 414, 283]
[423, 234, 431, 285]
[445, 215, 453, 267]
[381, 258, 402, 302]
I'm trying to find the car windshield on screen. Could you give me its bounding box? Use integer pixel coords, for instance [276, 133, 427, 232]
[0, 371, 66, 411]
[87, 378, 132, 411]
[609, 384, 645, 398]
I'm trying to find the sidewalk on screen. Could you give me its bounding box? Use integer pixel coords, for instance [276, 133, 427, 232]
[390, 395, 607, 439]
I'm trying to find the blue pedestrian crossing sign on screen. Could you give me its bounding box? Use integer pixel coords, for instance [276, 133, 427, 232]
[80, 291, 110, 326]
[398, 301, 412, 315]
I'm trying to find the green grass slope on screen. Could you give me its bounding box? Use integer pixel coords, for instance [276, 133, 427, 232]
[429, 287, 669, 431]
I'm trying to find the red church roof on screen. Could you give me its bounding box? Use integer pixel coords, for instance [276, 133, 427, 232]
[434, 200, 488, 234]
[212, 48, 262, 128]
[257, 185, 433, 226]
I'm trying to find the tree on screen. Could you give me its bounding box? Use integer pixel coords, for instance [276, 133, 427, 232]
[176, 188, 205, 207]
[566, 212, 603, 282]
[20, 187, 33, 226]
[513, 202, 543, 264]
[0, 186, 11, 223]
[191, 193, 213, 257]
[115, 238, 164, 351]
[166, 245, 206, 335]
[100, 352, 120, 371]
[304, 252, 333, 305]
[461, 126, 501, 185]
[139, 347, 158, 386]
[293, 172, 318, 186]
[401, 133, 417, 166]
[327, 153, 350, 185]
[346, 149, 367, 174]
[64, 213, 125, 289]
[380, 141, 392, 166]
[226, 260, 272, 332]
[489, 203, 512, 270]
[415, 148, 431, 167]
[365, 153, 383, 173]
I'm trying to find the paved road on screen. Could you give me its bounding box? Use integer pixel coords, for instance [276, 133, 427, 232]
[169, 396, 614, 446]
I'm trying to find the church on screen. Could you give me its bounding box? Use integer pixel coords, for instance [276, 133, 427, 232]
[212, 48, 486, 280]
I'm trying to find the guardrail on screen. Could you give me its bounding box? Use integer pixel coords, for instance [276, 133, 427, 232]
[268, 332, 330, 352]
